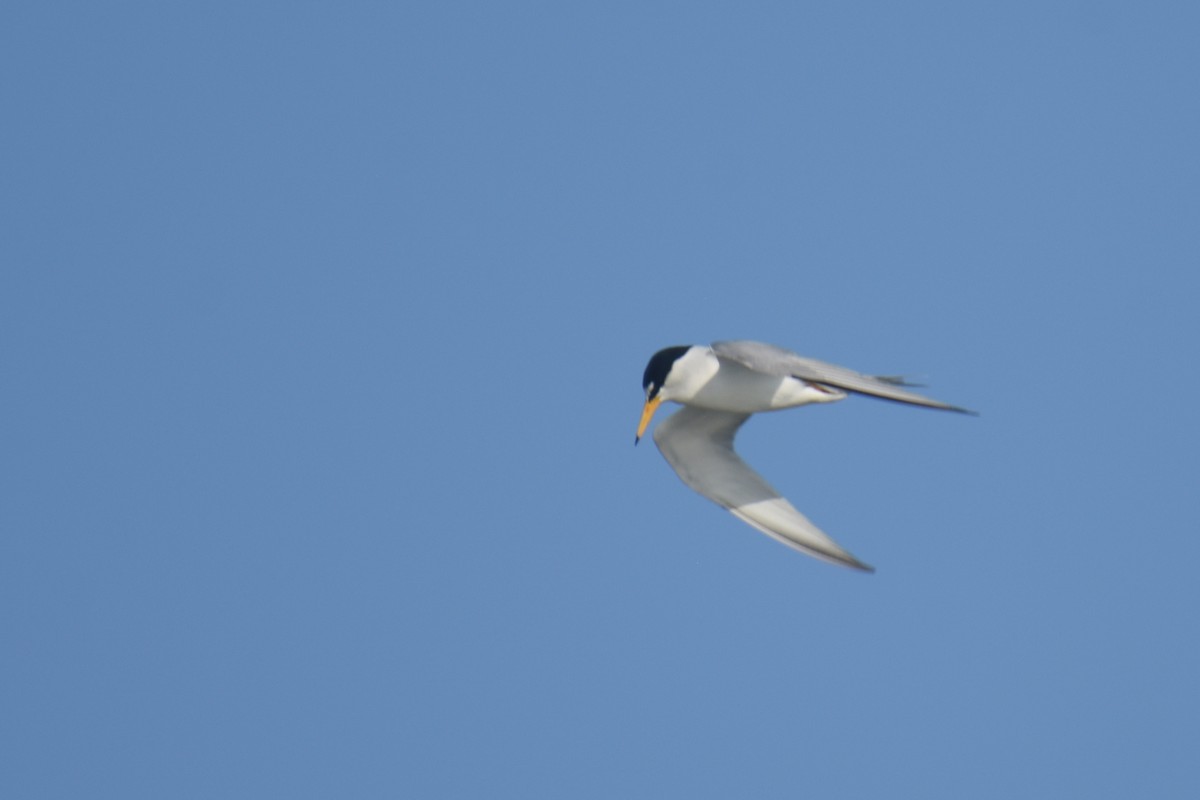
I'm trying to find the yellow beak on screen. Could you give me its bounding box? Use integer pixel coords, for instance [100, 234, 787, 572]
[635, 395, 663, 445]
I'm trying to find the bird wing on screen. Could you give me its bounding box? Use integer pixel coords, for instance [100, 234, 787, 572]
[652, 406, 874, 571]
[711, 340, 975, 414]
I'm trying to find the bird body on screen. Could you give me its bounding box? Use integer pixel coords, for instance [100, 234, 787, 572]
[657, 346, 847, 412]
[636, 340, 973, 571]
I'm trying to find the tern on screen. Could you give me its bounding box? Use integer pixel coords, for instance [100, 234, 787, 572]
[635, 340, 974, 571]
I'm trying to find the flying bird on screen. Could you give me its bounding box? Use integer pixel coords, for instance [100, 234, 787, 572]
[635, 340, 974, 571]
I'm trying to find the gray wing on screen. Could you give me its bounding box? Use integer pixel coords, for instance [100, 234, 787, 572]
[653, 406, 873, 571]
[712, 340, 975, 414]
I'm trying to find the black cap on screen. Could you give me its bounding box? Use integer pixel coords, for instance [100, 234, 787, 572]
[642, 346, 691, 398]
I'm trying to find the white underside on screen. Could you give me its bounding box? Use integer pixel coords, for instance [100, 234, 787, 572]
[664, 350, 847, 413]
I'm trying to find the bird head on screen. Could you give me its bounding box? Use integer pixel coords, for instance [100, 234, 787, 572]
[636, 345, 692, 444]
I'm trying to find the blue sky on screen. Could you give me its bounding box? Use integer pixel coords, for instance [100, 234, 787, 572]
[4, 2, 1198, 797]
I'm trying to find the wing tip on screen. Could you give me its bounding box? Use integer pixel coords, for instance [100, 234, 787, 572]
[847, 558, 876, 573]
[855, 392, 979, 416]
[826, 550, 874, 572]
[945, 404, 980, 417]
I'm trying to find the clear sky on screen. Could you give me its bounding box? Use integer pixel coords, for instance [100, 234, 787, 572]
[4, 2, 1199, 798]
